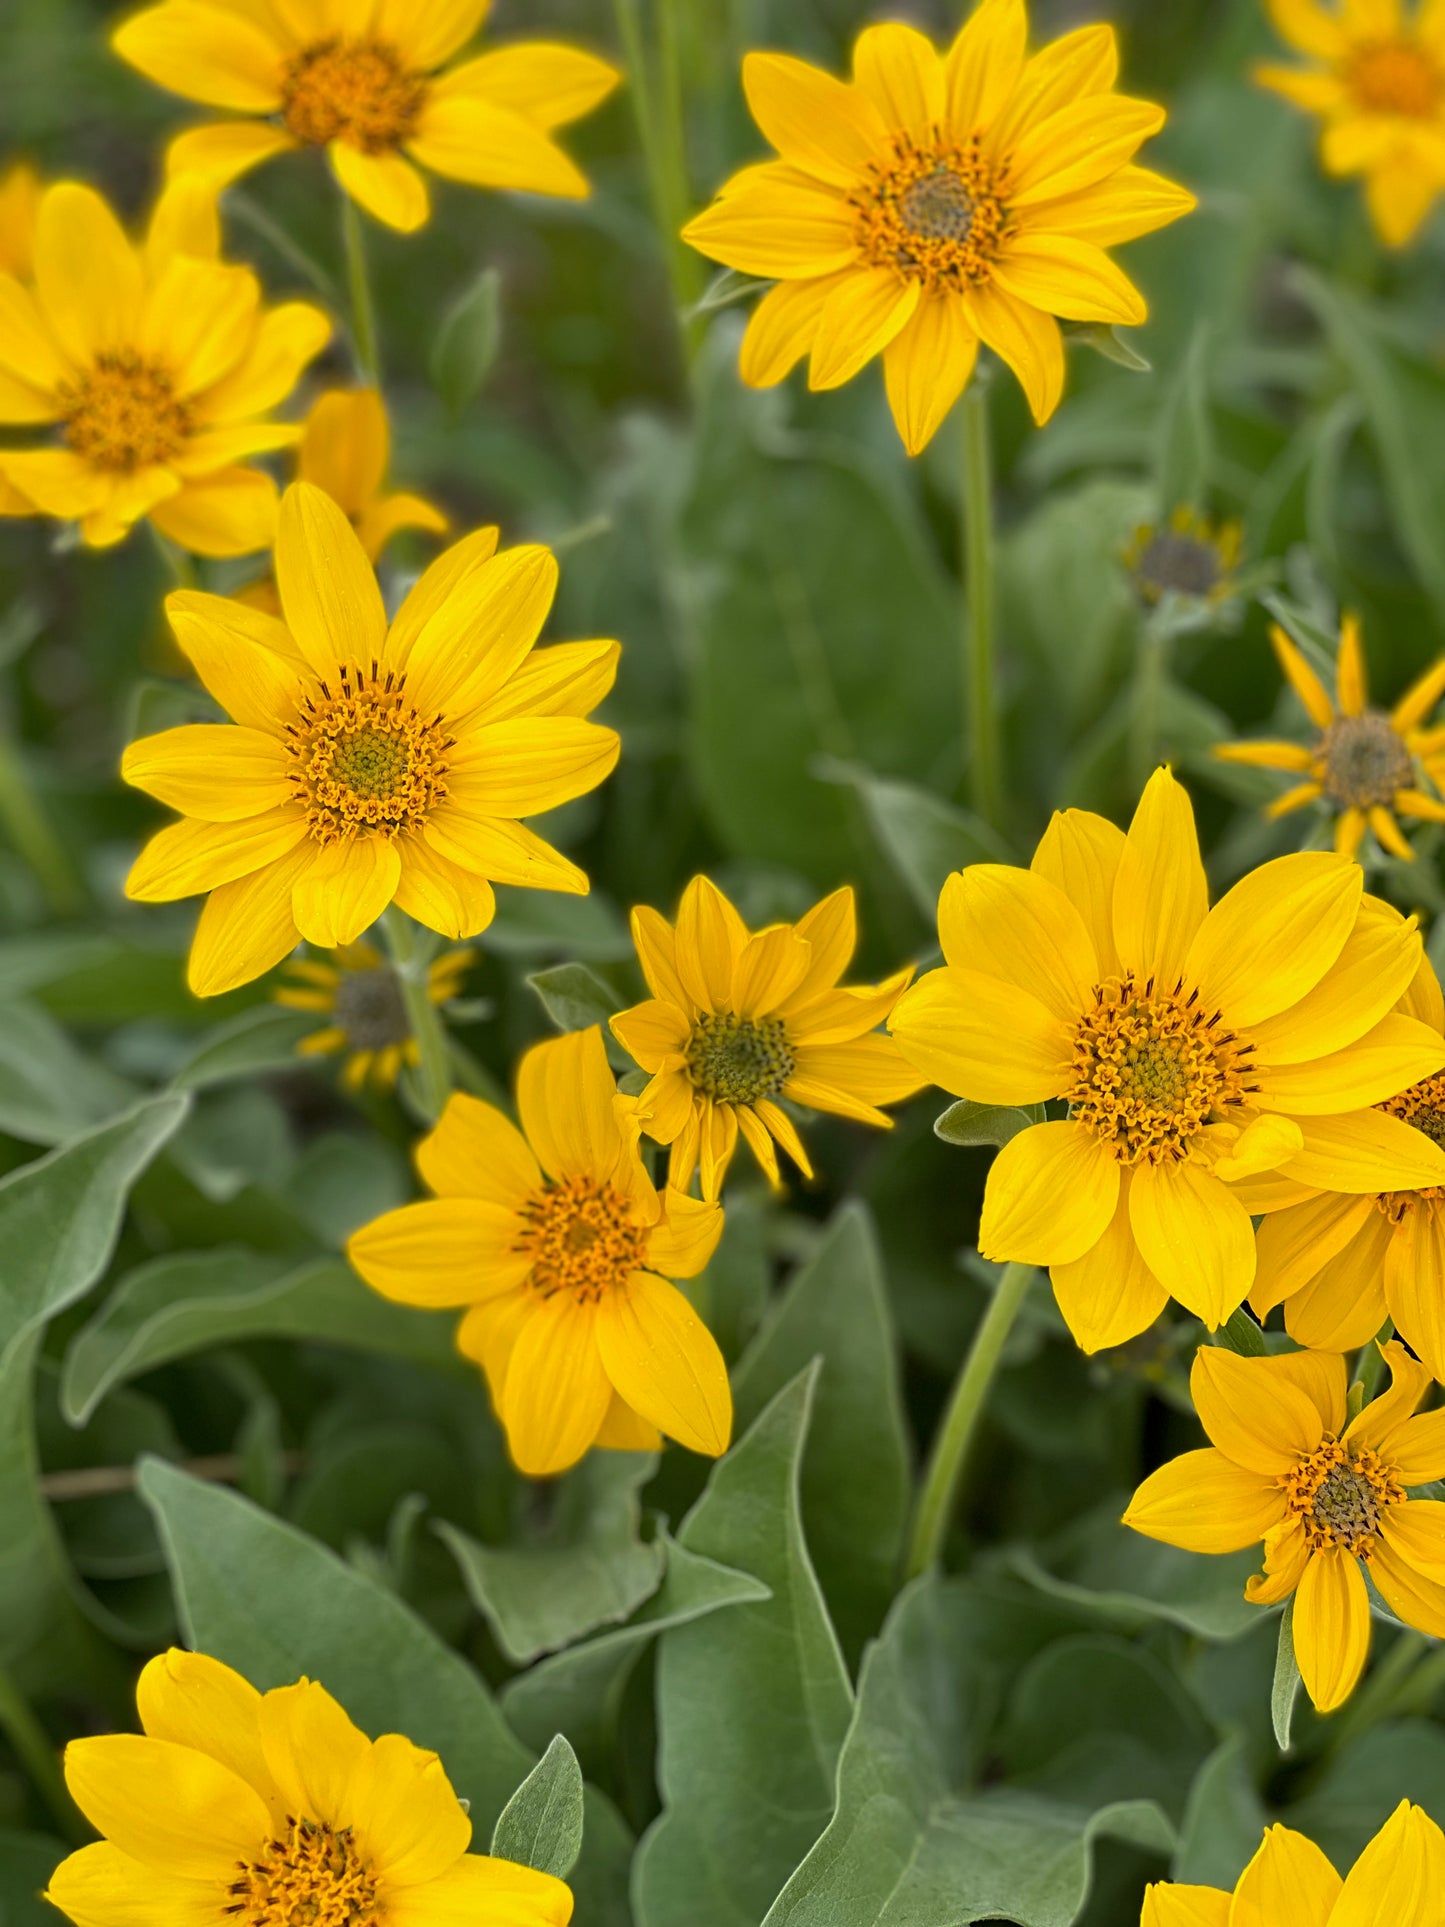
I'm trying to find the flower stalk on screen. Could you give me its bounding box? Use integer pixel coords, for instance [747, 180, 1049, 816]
[341, 192, 381, 387]
[960, 380, 1001, 826]
[381, 906, 453, 1122]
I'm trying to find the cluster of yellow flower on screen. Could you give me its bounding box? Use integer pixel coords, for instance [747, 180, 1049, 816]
[22, 0, 1445, 1922]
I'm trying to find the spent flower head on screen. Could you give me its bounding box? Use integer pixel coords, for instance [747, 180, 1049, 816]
[276, 939, 472, 1092]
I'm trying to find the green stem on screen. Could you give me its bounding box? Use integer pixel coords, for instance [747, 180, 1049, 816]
[960, 381, 1000, 826]
[340, 193, 381, 386]
[0, 1669, 88, 1846]
[612, 0, 703, 366]
[0, 733, 81, 915]
[150, 525, 197, 591]
[1324, 1629, 1428, 1755]
[905, 1262, 1033, 1580]
[1354, 1319, 1394, 1397]
[1131, 608, 1170, 789]
[381, 908, 452, 1122]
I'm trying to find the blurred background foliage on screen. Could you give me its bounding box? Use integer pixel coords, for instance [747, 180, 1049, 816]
[3, 2, 1445, 1924]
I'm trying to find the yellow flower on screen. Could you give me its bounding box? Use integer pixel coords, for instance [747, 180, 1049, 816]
[0, 160, 39, 278]
[276, 939, 472, 1091]
[347, 1026, 731, 1477]
[44, 1646, 572, 1927]
[121, 480, 621, 997]
[0, 177, 329, 553]
[299, 387, 448, 562]
[1142, 1802, 1445, 1927]
[1123, 506, 1243, 608]
[609, 877, 924, 1202]
[1256, 0, 1445, 248]
[1125, 1341, 1445, 1712]
[887, 767, 1445, 1350]
[1251, 947, 1445, 1375]
[681, 0, 1194, 453]
[112, 0, 621, 234]
[1215, 617, 1445, 862]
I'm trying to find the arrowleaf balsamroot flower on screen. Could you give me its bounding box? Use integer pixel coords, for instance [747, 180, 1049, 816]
[887, 767, 1445, 1351]
[44, 1647, 572, 1927]
[610, 877, 925, 1201]
[0, 178, 329, 552]
[1251, 950, 1445, 1375]
[1257, 0, 1445, 248]
[1123, 506, 1242, 610]
[1125, 1343, 1445, 1713]
[1141, 1802, 1445, 1927]
[122, 481, 620, 995]
[348, 1027, 731, 1477]
[298, 387, 448, 562]
[1215, 617, 1445, 861]
[682, 0, 1195, 453]
[112, 0, 621, 234]
[276, 939, 472, 1092]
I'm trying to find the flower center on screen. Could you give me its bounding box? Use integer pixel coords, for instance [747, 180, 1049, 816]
[1318, 712, 1413, 809]
[517, 1175, 649, 1302]
[229, 1816, 381, 1927]
[282, 38, 427, 151]
[1281, 1437, 1403, 1557]
[60, 352, 191, 472]
[1133, 530, 1224, 601]
[685, 1013, 795, 1105]
[1375, 1071, 1445, 1216]
[286, 667, 451, 843]
[854, 137, 1010, 290]
[333, 964, 411, 1051]
[1067, 975, 1251, 1165]
[1347, 40, 1442, 119]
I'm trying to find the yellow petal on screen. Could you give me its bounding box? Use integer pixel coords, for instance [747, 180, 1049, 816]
[645, 1190, 724, 1281]
[1185, 852, 1359, 1027]
[989, 23, 1119, 144]
[387, 1854, 574, 1927]
[1006, 95, 1166, 207]
[64, 1734, 267, 1875]
[111, 2, 284, 109]
[963, 279, 1065, 424]
[1331, 1799, 1445, 1927]
[422, 812, 584, 898]
[121, 724, 291, 821]
[346, 1733, 470, 1886]
[1251, 1192, 1374, 1314]
[1256, 1012, 1445, 1113]
[369, 0, 491, 71]
[392, 834, 497, 940]
[851, 21, 944, 140]
[141, 255, 258, 395]
[946, 0, 1027, 135]
[165, 119, 297, 189]
[783, 886, 856, 1004]
[164, 589, 304, 731]
[1294, 1545, 1371, 1713]
[257, 1679, 368, 1832]
[1029, 807, 1125, 977]
[471, 637, 619, 728]
[1049, 1178, 1168, 1352]
[741, 51, 886, 186]
[1283, 1110, 1445, 1194]
[1392, 656, 1445, 732]
[516, 1026, 626, 1184]
[1189, 1345, 1325, 1472]
[136, 1650, 278, 1815]
[887, 963, 1073, 1104]
[416, 1091, 540, 1206]
[34, 182, 143, 365]
[593, 1394, 663, 1454]
[299, 386, 387, 514]
[1344, 1338, 1432, 1459]
[739, 274, 838, 387]
[674, 874, 750, 1010]
[456, 1289, 533, 1408]
[403, 543, 558, 722]
[1336, 612, 1368, 716]
[1128, 1160, 1254, 1327]
[1123, 1447, 1286, 1553]
[978, 1119, 1118, 1265]
[993, 232, 1147, 325]
[387, 526, 502, 668]
[1034, 163, 1197, 246]
[1112, 767, 1209, 990]
[682, 162, 860, 279]
[0, 271, 71, 394]
[808, 266, 920, 390]
[1230, 1824, 1343, 1927]
[44, 1842, 219, 1927]
[200, 301, 332, 422]
[291, 835, 401, 949]
[883, 291, 978, 455]
[1270, 623, 1335, 728]
[348, 1198, 530, 1307]
[186, 841, 313, 997]
[430, 41, 618, 127]
[1265, 0, 1347, 58]
[502, 1294, 613, 1477]
[1249, 894, 1421, 1064]
[152, 466, 282, 558]
[595, 1270, 732, 1457]
[275, 480, 387, 679]
[1383, 1203, 1445, 1385]
[939, 863, 1096, 1020]
[331, 143, 430, 233]
[408, 97, 589, 199]
[1139, 1883, 1229, 1927]
[125, 810, 307, 903]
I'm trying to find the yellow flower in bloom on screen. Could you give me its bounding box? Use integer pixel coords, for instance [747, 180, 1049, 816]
[681, 0, 1195, 453]
[1141, 1802, 1445, 1927]
[299, 388, 448, 562]
[1256, 0, 1445, 248]
[122, 481, 620, 996]
[1251, 949, 1445, 1374]
[610, 878, 925, 1201]
[1123, 506, 1243, 609]
[1125, 1342, 1445, 1712]
[276, 939, 472, 1091]
[348, 1027, 731, 1477]
[887, 767, 1445, 1351]
[1215, 618, 1445, 862]
[44, 1646, 572, 1927]
[0, 161, 39, 277]
[0, 178, 329, 554]
[112, 0, 621, 234]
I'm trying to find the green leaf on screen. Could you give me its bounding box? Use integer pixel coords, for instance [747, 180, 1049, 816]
[1006, 1511, 1262, 1643]
[137, 1459, 635, 1927]
[634, 1366, 854, 1927]
[487, 888, 633, 963]
[0, 1000, 136, 1145]
[526, 964, 631, 1069]
[0, 1098, 188, 1691]
[732, 1203, 911, 1665]
[500, 1536, 770, 1779]
[61, 1251, 459, 1428]
[823, 764, 1012, 924]
[1157, 323, 1213, 513]
[490, 1735, 586, 1881]
[1068, 322, 1151, 374]
[934, 1099, 1044, 1149]
[171, 1006, 316, 1090]
[437, 1452, 664, 1664]
[1173, 1737, 1267, 1890]
[0, 1829, 65, 1927]
[1284, 1718, 1445, 1867]
[431, 266, 502, 421]
[1271, 1600, 1302, 1754]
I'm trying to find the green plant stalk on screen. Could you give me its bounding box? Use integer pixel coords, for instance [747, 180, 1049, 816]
[960, 383, 1001, 826]
[381, 907, 452, 1121]
[0, 733, 81, 915]
[905, 1261, 1033, 1579]
[1354, 1319, 1394, 1396]
[0, 1668, 88, 1846]
[341, 192, 382, 386]
[1131, 607, 1170, 788]
[613, 0, 703, 363]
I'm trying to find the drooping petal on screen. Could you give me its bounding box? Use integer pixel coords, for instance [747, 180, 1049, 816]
[330, 144, 430, 233]
[1122, 1447, 1287, 1553]
[1188, 1346, 1325, 1473]
[409, 97, 591, 199]
[1128, 1160, 1254, 1327]
[165, 120, 298, 189]
[1293, 1545, 1371, 1713]
[595, 1270, 732, 1458]
[346, 1198, 531, 1306]
[978, 1120, 1118, 1266]
[882, 293, 978, 456]
[502, 1293, 613, 1477]
[1383, 1203, 1445, 1385]
[646, 1190, 724, 1281]
[1049, 1180, 1168, 1352]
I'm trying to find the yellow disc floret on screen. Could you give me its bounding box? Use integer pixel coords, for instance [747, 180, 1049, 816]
[60, 352, 192, 472]
[229, 1816, 381, 1927]
[517, 1175, 650, 1303]
[282, 39, 427, 151]
[1281, 1437, 1404, 1558]
[1347, 40, 1442, 118]
[854, 135, 1011, 292]
[285, 666, 452, 843]
[685, 1012, 796, 1106]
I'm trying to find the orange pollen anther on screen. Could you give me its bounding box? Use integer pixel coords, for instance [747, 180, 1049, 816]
[282, 38, 427, 152]
[60, 351, 192, 472]
[1280, 1437, 1403, 1557]
[1066, 974, 1252, 1165]
[1347, 39, 1442, 119]
[226, 1815, 381, 1927]
[853, 134, 1012, 291]
[285, 664, 452, 844]
[517, 1175, 649, 1302]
